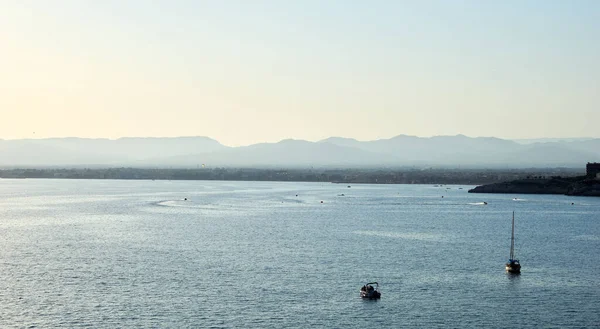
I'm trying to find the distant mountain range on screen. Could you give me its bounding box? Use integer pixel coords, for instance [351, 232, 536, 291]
[0, 135, 598, 168]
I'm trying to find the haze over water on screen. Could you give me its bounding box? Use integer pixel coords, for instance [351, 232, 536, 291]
[1, 179, 599, 327]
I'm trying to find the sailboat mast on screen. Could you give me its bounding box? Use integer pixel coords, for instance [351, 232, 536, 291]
[510, 211, 515, 260]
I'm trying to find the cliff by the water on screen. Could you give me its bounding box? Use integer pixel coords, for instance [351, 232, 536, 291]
[468, 176, 600, 196]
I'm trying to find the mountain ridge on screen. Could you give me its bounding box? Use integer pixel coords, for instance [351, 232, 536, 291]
[0, 135, 598, 168]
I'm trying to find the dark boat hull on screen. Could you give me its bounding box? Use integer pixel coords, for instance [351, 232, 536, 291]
[505, 263, 521, 274]
[360, 291, 381, 299]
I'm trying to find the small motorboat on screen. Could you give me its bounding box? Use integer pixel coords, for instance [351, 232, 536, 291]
[360, 282, 381, 300]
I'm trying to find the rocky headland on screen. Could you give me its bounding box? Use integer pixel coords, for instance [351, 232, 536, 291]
[468, 175, 600, 197]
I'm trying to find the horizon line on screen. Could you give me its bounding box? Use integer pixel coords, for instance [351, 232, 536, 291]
[1, 134, 596, 147]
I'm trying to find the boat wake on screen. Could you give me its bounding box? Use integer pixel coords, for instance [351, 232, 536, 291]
[468, 202, 488, 206]
[353, 230, 444, 242]
[152, 199, 222, 210]
[154, 200, 201, 208]
[573, 234, 600, 241]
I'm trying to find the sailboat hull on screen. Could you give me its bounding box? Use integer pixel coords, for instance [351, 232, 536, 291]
[505, 263, 521, 274]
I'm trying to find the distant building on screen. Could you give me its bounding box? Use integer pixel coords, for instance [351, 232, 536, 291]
[586, 162, 600, 177]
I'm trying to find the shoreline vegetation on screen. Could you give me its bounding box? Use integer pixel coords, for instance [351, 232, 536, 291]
[0, 167, 587, 186]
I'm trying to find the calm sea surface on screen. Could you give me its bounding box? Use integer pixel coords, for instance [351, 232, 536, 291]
[1, 179, 599, 328]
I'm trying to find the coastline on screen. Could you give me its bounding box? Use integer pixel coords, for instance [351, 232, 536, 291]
[0, 167, 584, 186]
[468, 176, 600, 197]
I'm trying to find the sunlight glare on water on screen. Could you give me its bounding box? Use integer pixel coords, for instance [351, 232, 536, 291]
[1, 179, 599, 328]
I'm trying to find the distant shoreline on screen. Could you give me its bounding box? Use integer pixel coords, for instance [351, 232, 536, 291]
[0, 167, 584, 186]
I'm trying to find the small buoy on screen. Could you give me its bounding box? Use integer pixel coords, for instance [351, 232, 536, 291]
[296, 194, 298, 197]
[320, 201, 324, 203]
[441, 196, 444, 198]
[184, 198, 187, 201]
[571, 202, 574, 205]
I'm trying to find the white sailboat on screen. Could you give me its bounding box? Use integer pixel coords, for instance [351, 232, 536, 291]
[505, 211, 521, 274]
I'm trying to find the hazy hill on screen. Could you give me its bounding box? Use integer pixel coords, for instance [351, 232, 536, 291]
[0, 135, 598, 168]
[0, 139, 108, 167]
[148, 139, 395, 168]
[491, 142, 599, 167]
[318, 134, 586, 167]
[513, 137, 595, 144]
[0, 137, 226, 167]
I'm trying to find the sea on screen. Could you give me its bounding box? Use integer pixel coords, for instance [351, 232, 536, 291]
[1, 179, 599, 328]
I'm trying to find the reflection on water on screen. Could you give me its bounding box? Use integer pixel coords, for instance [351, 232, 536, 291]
[506, 272, 522, 282]
[573, 234, 600, 241]
[353, 230, 445, 242]
[0, 179, 599, 328]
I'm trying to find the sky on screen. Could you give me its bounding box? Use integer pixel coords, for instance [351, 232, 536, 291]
[1, 1, 599, 146]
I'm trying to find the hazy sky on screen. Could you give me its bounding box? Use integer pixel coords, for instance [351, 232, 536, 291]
[1, 1, 599, 146]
